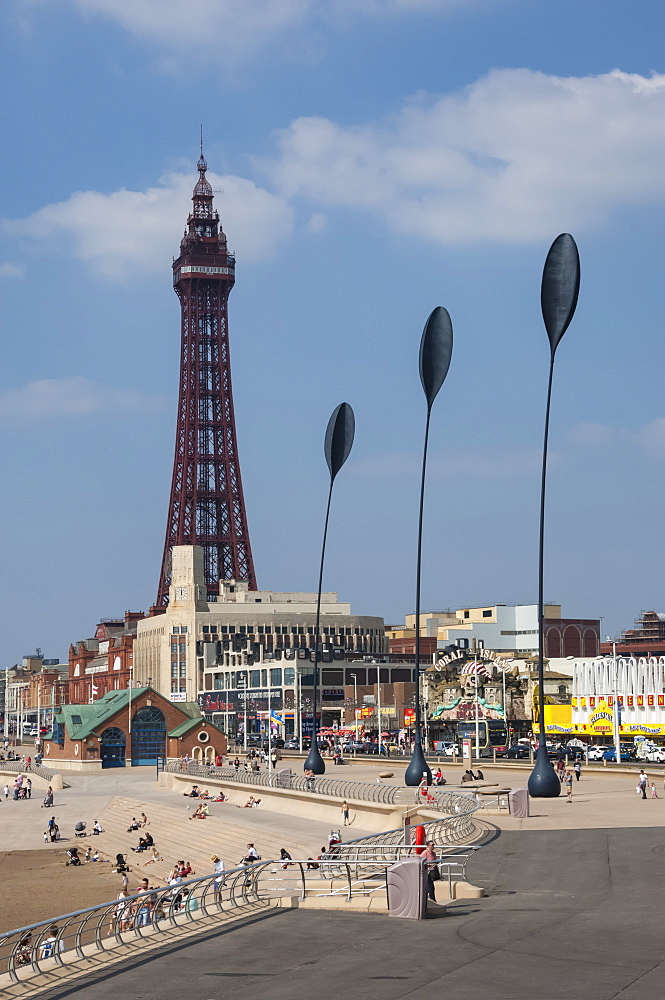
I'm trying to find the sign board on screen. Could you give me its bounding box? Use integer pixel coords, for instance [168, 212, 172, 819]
[462, 738, 472, 765]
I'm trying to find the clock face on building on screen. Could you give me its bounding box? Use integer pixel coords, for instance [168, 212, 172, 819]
[175, 587, 189, 601]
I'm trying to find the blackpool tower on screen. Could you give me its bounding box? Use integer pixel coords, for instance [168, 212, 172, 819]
[156, 151, 257, 605]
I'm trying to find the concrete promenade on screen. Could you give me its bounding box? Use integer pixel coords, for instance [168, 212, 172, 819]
[6, 759, 665, 999]
[31, 824, 665, 1000]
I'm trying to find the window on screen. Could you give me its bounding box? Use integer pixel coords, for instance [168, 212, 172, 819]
[71, 714, 82, 726]
[203, 626, 210, 633]
[258, 626, 264, 634]
[180, 626, 188, 634]
[270, 667, 282, 685]
[249, 670, 261, 687]
[211, 624, 218, 632]
[321, 669, 344, 685]
[482, 610, 492, 617]
[284, 667, 295, 685]
[172, 627, 180, 634]
[390, 668, 412, 682]
[464, 611, 470, 619]
[346, 668, 366, 684]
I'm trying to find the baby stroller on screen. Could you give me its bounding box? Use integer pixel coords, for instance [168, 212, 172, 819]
[74, 821, 87, 838]
[113, 853, 130, 874]
[66, 848, 81, 867]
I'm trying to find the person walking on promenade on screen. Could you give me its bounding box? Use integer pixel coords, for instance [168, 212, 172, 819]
[564, 769, 573, 802]
[651, 782, 658, 799]
[422, 840, 439, 901]
[3, 784, 8, 800]
[638, 769, 648, 800]
[341, 800, 350, 826]
[556, 758, 565, 783]
[573, 759, 581, 782]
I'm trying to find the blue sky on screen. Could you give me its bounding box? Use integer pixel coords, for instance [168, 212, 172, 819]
[2, 0, 665, 665]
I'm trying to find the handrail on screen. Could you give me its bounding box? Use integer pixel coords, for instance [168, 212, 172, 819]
[0, 861, 271, 994]
[0, 760, 58, 782]
[165, 761, 401, 805]
[0, 844, 482, 993]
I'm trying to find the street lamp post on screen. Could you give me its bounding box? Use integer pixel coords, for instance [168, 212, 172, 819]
[405, 307, 454, 787]
[304, 403, 355, 777]
[528, 233, 580, 798]
[350, 673, 358, 736]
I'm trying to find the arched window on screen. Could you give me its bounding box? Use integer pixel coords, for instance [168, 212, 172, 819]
[546, 628, 562, 658]
[131, 706, 166, 766]
[563, 626, 581, 658]
[583, 629, 598, 657]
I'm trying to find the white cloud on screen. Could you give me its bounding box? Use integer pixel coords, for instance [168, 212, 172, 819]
[4, 170, 293, 279]
[0, 377, 164, 424]
[35, 0, 470, 63]
[265, 69, 665, 244]
[633, 417, 665, 456]
[0, 262, 24, 278]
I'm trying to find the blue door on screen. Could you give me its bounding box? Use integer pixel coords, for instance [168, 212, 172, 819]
[131, 707, 166, 766]
[100, 726, 126, 768]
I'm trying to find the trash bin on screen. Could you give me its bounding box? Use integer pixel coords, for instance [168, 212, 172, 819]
[508, 787, 530, 818]
[387, 857, 428, 919]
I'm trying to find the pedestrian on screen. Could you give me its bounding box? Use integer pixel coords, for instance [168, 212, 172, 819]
[573, 760, 581, 782]
[43, 786, 54, 808]
[341, 799, 350, 826]
[211, 854, 226, 895]
[304, 768, 315, 792]
[3, 784, 8, 800]
[556, 759, 565, 783]
[564, 769, 573, 802]
[422, 840, 440, 901]
[26, 778, 31, 799]
[651, 782, 658, 799]
[638, 769, 648, 800]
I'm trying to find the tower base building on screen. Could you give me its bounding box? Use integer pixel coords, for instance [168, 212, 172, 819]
[135, 546, 390, 738]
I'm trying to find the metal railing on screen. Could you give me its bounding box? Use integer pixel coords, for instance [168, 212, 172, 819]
[0, 759, 58, 782]
[165, 761, 401, 805]
[0, 842, 482, 996]
[0, 861, 274, 997]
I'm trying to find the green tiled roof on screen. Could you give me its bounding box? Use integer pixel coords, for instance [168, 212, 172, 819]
[53, 688, 151, 739]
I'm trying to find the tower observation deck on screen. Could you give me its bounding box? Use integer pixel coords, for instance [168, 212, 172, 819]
[156, 152, 257, 605]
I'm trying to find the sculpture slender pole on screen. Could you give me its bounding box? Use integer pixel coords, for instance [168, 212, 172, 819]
[405, 308, 453, 786]
[528, 233, 580, 798]
[304, 403, 355, 776]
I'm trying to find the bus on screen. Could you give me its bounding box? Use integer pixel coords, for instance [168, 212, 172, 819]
[455, 720, 508, 757]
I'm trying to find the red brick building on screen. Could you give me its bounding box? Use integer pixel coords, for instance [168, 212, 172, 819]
[44, 686, 226, 770]
[69, 612, 145, 704]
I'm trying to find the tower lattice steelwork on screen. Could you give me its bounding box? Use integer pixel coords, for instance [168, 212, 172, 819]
[157, 152, 257, 604]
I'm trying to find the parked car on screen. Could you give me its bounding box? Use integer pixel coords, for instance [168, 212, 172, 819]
[433, 741, 456, 755]
[586, 746, 606, 761]
[343, 740, 379, 754]
[602, 747, 635, 762]
[261, 737, 285, 751]
[644, 748, 665, 763]
[504, 744, 530, 759]
[284, 738, 300, 750]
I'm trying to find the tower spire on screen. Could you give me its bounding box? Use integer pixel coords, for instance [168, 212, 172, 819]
[157, 151, 257, 606]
